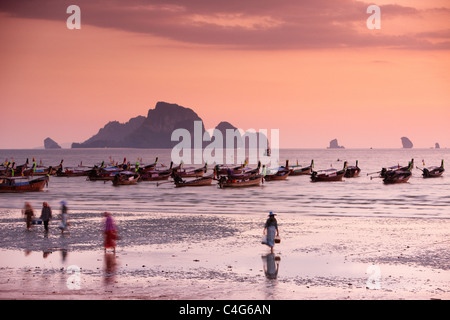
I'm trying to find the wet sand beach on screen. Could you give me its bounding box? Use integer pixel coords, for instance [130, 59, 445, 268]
[0, 210, 448, 300]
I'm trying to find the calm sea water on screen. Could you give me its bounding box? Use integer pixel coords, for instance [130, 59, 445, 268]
[0, 148, 449, 218]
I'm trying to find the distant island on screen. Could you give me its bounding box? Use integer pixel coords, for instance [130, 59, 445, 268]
[71, 101, 267, 149]
[401, 137, 413, 149]
[327, 139, 344, 149]
[44, 137, 61, 149]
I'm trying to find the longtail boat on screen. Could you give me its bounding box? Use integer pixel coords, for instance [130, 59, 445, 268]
[22, 160, 64, 176]
[382, 159, 414, 184]
[56, 162, 91, 177]
[215, 162, 261, 180]
[311, 161, 347, 182]
[173, 174, 214, 187]
[289, 160, 314, 176]
[0, 159, 29, 177]
[139, 157, 159, 173]
[368, 159, 414, 179]
[263, 162, 290, 181]
[0, 176, 49, 193]
[215, 162, 248, 175]
[139, 162, 173, 181]
[139, 171, 171, 181]
[87, 166, 121, 181]
[175, 163, 208, 178]
[112, 171, 140, 186]
[417, 160, 445, 178]
[383, 169, 412, 184]
[218, 174, 263, 188]
[344, 160, 361, 178]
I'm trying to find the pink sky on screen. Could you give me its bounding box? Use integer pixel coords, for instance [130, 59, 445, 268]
[0, 0, 449, 149]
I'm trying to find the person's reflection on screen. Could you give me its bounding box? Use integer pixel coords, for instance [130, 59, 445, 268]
[262, 253, 281, 279]
[60, 249, 68, 262]
[104, 252, 117, 285]
[59, 233, 69, 263]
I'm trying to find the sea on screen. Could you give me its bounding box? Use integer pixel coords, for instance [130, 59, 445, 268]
[0, 148, 449, 219]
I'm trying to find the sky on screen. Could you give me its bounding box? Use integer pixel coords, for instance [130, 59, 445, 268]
[0, 0, 449, 149]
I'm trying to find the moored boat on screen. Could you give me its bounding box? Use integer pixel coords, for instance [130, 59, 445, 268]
[218, 174, 263, 188]
[311, 162, 347, 182]
[22, 160, 64, 177]
[0, 176, 49, 193]
[263, 161, 290, 181]
[173, 174, 214, 187]
[175, 163, 208, 178]
[417, 160, 444, 178]
[383, 169, 412, 184]
[344, 160, 361, 178]
[87, 166, 121, 181]
[289, 160, 314, 176]
[112, 171, 140, 186]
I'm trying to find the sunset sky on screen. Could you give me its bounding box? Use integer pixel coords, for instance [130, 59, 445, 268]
[0, 0, 449, 149]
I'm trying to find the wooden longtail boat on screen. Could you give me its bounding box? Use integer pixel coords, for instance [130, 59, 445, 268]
[139, 162, 173, 181]
[0, 176, 49, 193]
[140, 171, 171, 181]
[311, 162, 347, 182]
[289, 160, 314, 176]
[217, 162, 261, 180]
[383, 169, 412, 184]
[218, 175, 263, 188]
[175, 163, 207, 178]
[139, 157, 159, 173]
[112, 171, 140, 186]
[381, 159, 414, 184]
[56, 164, 91, 177]
[263, 161, 291, 181]
[87, 167, 121, 181]
[215, 162, 248, 176]
[417, 160, 445, 178]
[173, 174, 214, 187]
[0, 159, 29, 177]
[344, 160, 361, 178]
[22, 160, 64, 177]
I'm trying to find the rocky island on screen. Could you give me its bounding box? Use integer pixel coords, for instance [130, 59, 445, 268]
[401, 137, 414, 148]
[327, 139, 344, 149]
[44, 137, 61, 149]
[71, 101, 266, 149]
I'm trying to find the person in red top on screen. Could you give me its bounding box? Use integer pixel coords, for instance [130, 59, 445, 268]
[103, 212, 118, 254]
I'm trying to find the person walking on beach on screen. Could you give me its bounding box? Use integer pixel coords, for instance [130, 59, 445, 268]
[263, 211, 279, 253]
[40, 202, 52, 233]
[58, 201, 69, 234]
[103, 212, 117, 254]
[22, 202, 35, 231]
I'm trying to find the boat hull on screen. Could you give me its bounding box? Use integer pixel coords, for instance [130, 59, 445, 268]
[264, 171, 290, 181]
[0, 176, 49, 193]
[344, 168, 361, 178]
[219, 176, 262, 188]
[311, 171, 345, 182]
[289, 167, 312, 176]
[175, 176, 213, 187]
[383, 171, 411, 184]
[422, 168, 444, 178]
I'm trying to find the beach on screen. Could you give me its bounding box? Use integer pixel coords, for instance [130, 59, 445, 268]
[0, 211, 448, 300]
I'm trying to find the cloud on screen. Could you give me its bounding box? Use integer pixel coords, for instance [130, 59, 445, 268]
[1, 0, 449, 50]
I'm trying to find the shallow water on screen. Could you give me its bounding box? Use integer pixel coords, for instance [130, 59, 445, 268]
[0, 148, 448, 218]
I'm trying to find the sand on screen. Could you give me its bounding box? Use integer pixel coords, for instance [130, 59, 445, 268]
[0, 210, 448, 300]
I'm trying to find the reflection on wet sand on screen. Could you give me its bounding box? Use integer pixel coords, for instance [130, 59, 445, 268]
[262, 253, 281, 280]
[104, 253, 117, 285]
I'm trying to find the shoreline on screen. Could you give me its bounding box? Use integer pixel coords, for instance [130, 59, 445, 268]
[0, 213, 449, 300]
